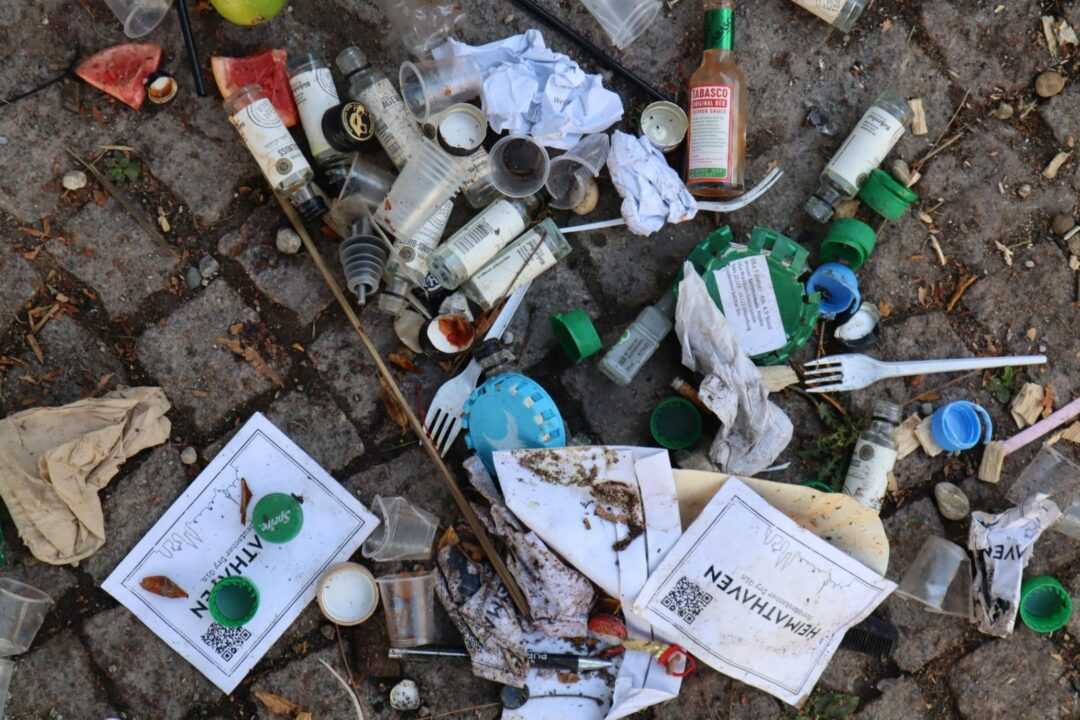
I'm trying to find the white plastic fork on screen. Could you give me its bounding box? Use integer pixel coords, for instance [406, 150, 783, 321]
[802, 353, 1048, 393]
[423, 284, 530, 455]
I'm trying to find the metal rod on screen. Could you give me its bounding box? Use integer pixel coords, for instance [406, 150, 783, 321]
[175, 0, 206, 96]
[509, 0, 673, 104]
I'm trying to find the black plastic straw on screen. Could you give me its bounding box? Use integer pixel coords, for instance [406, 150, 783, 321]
[509, 0, 673, 104]
[176, 0, 206, 96]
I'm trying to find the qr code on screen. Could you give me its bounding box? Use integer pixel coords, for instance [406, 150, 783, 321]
[660, 576, 714, 624]
[201, 623, 252, 662]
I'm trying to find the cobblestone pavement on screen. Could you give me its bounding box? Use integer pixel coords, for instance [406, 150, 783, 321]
[2, 0, 1080, 718]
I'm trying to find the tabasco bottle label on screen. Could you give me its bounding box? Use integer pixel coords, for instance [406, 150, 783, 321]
[688, 84, 734, 182]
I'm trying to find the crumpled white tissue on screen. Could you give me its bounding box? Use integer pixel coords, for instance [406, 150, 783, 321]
[607, 131, 698, 236]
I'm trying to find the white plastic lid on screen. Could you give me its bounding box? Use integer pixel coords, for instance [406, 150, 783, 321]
[317, 563, 378, 626]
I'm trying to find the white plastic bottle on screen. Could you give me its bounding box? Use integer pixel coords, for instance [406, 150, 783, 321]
[463, 219, 571, 310]
[287, 53, 344, 166]
[427, 196, 541, 290]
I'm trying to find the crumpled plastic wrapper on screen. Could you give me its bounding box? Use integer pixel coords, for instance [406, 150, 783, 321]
[674, 263, 792, 475]
[969, 494, 1062, 637]
[607, 131, 698, 236]
[432, 30, 623, 149]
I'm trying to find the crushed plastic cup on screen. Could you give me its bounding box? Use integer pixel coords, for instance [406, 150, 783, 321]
[400, 56, 483, 122]
[489, 135, 551, 199]
[373, 0, 466, 58]
[376, 571, 438, 648]
[104, 0, 174, 38]
[362, 496, 439, 562]
[0, 578, 53, 656]
[579, 0, 662, 49]
[895, 536, 973, 618]
[375, 138, 467, 240]
[1006, 444, 1080, 540]
[545, 134, 610, 210]
[331, 154, 397, 228]
[0, 658, 12, 717]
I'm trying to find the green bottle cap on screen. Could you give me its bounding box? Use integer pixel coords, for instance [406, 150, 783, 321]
[550, 310, 602, 363]
[802, 479, 833, 493]
[820, 218, 877, 270]
[650, 397, 703, 450]
[1019, 575, 1072, 633]
[858, 169, 919, 221]
[208, 576, 260, 627]
[252, 493, 304, 544]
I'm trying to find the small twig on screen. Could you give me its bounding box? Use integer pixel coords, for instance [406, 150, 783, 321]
[914, 133, 963, 169]
[904, 370, 980, 406]
[932, 88, 970, 147]
[64, 146, 163, 240]
[317, 659, 365, 720]
[946, 274, 978, 313]
[423, 702, 502, 720]
[790, 386, 847, 417]
[335, 625, 356, 688]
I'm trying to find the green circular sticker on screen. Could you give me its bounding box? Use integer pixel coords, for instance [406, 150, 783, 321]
[252, 493, 304, 544]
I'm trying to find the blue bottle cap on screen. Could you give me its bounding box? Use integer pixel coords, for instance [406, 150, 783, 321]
[806, 263, 861, 320]
[462, 373, 566, 474]
[930, 401, 993, 452]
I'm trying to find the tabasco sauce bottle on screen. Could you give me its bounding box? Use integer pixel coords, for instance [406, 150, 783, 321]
[686, 0, 748, 198]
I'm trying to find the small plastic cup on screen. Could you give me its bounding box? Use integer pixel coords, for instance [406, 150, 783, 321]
[208, 576, 260, 628]
[545, 134, 610, 210]
[579, 0, 661, 49]
[104, 0, 173, 38]
[251, 493, 304, 544]
[0, 579, 53, 656]
[376, 571, 438, 648]
[650, 397, 704, 451]
[363, 496, 439, 562]
[895, 536, 972, 618]
[332, 154, 397, 227]
[1019, 575, 1073, 633]
[375, 138, 467, 240]
[317, 562, 380, 626]
[400, 56, 483, 122]
[0, 658, 13, 717]
[489, 135, 550, 199]
[1007, 445, 1080, 540]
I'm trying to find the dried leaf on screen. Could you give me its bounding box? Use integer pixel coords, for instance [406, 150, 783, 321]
[26, 334, 44, 364]
[240, 478, 252, 525]
[878, 300, 893, 318]
[216, 336, 285, 387]
[140, 575, 189, 598]
[254, 689, 312, 719]
[388, 350, 419, 372]
[379, 378, 409, 434]
[1042, 384, 1056, 418]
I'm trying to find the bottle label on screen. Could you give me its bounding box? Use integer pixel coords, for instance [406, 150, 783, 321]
[289, 67, 340, 159]
[826, 106, 905, 189]
[229, 98, 311, 191]
[397, 201, 452, 284]
[712, 255, 786, 356]
[790, 0, 844, 24]
[444, 200, 529, 278]
[356, 78, 422, 170]
[466, 222, 567, 310]
[842, 439, 897, 511]
[688, 84, 734, 183]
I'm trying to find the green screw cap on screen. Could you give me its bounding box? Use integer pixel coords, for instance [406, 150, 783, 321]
[820, 218, 877, 270]
[1019, 575, 1072, 633]
[858, 169, 919, 221]
[550, 310, 602, 362]
[650, 397, 703, 450]
[208, 576, 260, 627]
[252, 493, 304, 544]
[802, 479, 833, 493]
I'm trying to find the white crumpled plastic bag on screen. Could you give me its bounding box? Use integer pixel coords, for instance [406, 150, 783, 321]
[607, 131, 698, 236]
[674, 263, 792, 475]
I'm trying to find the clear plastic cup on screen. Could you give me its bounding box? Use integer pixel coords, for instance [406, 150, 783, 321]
[0, 658, 12, 717]
[1006, 445, 1080, 540]
[363, 496, 439, 561]
[400, 56, 483, 122]
[104, 0, 173, 38]
[545, 133, 610, 209]
[895, 537, 972, 618]
[373, 0, 467, 58]
[489, 135, 550, 199]
[376, 571, 438, 648]
[579, 0, 662, 49]
[0, 579, 53, 656]
[374, 138, 467, 239]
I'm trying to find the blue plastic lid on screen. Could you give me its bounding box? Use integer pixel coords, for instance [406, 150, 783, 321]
[806, 263, 861, 320]
[930, 401, 993, 452]
[462, 373, 566, 474]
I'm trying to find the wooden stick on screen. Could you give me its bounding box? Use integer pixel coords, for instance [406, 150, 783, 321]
[275, 193, 532, 618]
[978, 396, 1080, 483]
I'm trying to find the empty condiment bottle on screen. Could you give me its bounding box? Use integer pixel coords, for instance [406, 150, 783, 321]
[842, 400, 901, 511]
[805, 91, 911, 223]
[288, 53, 346, 167]
[427, 196, 541, 290]
[462, 219, 571, 311]
[599, 290, 675, 385]
[788, 0, 867, 32]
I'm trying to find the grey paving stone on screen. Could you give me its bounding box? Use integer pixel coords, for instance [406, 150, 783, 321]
[855, 677, 930, 720]
[343, 447, 455, 527]
[253, 645, 363, 720]
[726, 684, 785, 720]
[883, 497, 946, 581]
[948, 633, 1078, 719]
[48, 199, 181, 318]
[137, 280, 290, 433]
[818, 648, 878, 695]
[1039, 87, 1080, 147]
[659, 670, 728, 717]
[264, 602, 323, 661]
[1068, 573, 1080, 639]
[81, 445, 191, 584]
[505, 261, 599, 370]
[218, 204, 334, 326]
[1025, 528, 1080, 578]
[2, 553, 78, 602]
[83, 606, 221, 720]
[5, 630, 116, 720]
[309, 315, 398, 431]
[0, 245, 38, 329]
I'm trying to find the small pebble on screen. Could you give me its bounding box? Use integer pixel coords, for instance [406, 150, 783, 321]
[184, 266, 202, 290]
[1016, 183, 1033, 199]
[1024, 259, 1036, 268]
[919, 402, 935, 417]
[1039, 343, 1048, 353]
[62, 170, 88, 191]
[180, 446, 198, 465]
[1035, 70, 1066, 98]
[934, 482, 971, 520]
[198, 255, 220, 283]
[1052, 213, 1075, 236]
[276, 226, 302, 255]
[390, 680, 421, 711]
[889, 158, 911, 186]
[991, 102, 1014, 120]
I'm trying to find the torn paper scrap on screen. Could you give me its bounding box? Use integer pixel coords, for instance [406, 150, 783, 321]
[0, 387, 172, 565]
[969, 494, 1062, 637]
[607, 131, 698, 236]
[631, 478, 896, 707]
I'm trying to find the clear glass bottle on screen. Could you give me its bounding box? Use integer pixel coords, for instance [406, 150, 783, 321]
[788, 0, 867, 32]
[428, 196, 541, 290]
[842, 400, 901, 512]
[336, 47, 424, 171]
[805, 91, 911, 223]
[599, 290, 676, 385]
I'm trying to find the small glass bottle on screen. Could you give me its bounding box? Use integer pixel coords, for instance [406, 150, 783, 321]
[599, 290, 676, 385]
[842, 400, 901, 512]
[287, 53, 347, 169]
[788, 0, 867, 32]
[805, 91, 911, 223]
[462, 219, 571, 311]
[336, 47, 424, 171]
[428, 196, 541, 290]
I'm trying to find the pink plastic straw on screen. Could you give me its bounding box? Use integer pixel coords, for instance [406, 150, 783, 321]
[1003, 396, 1080, 454]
